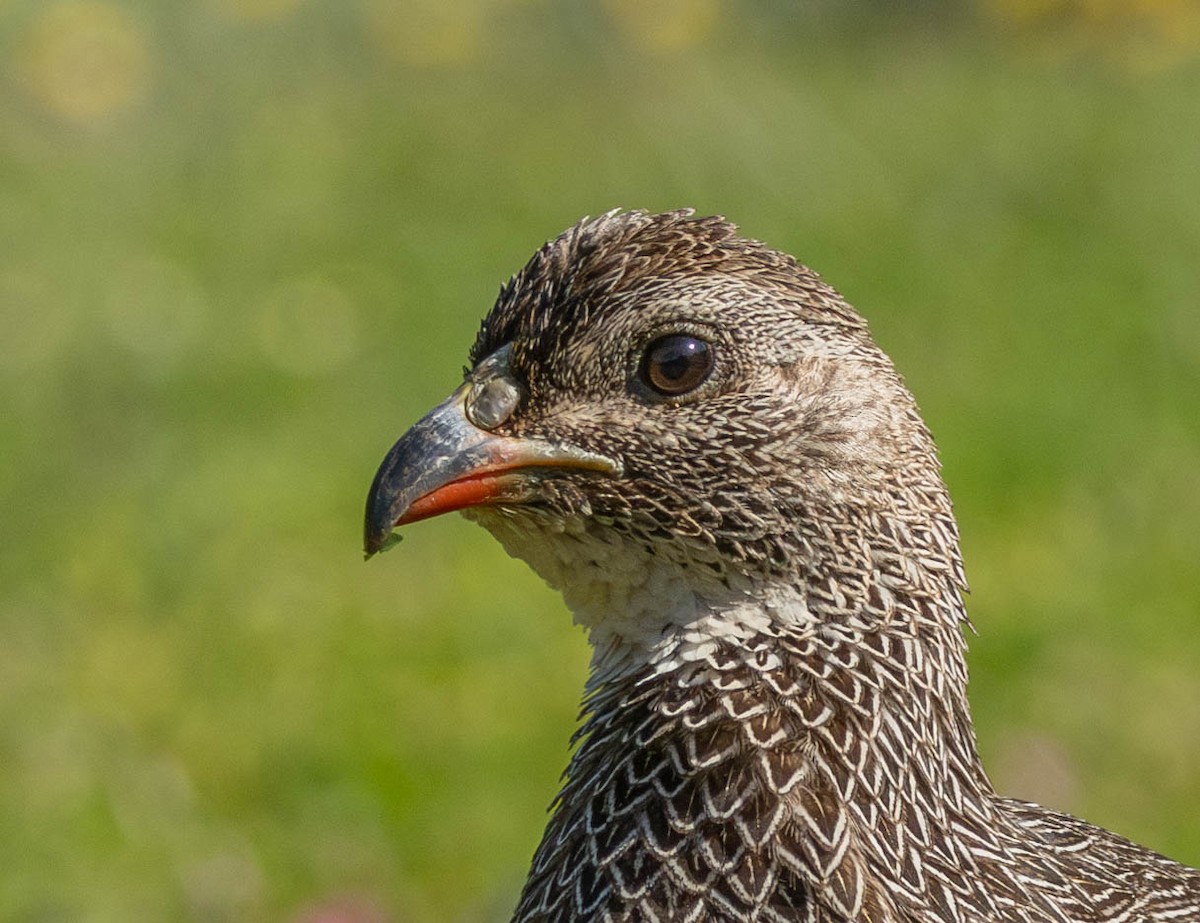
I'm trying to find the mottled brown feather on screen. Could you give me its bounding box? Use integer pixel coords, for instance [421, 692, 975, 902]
[430, 210, 1199, 922]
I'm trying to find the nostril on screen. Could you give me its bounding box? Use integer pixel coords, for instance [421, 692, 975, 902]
[466, 373, 522, 430]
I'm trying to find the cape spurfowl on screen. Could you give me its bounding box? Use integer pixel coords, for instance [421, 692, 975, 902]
[363, 210, 1200, 923]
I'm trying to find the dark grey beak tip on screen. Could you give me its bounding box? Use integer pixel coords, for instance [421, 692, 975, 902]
[363, 527, 386, 560]
[364, 454, 401, 559]
[361, 389, 487, 563]
[364, 529, 403, 561]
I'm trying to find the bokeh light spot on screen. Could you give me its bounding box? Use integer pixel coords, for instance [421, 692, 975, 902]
[0, 268, 72, 373]
[985, 0, 1200, 70]
[257, 276, 359, 376]
[205, 0, 304, 23]
[102, 255, 208, 374]
[603, 0, 720, 52]
[237, 97, 347, 227]
[18, 1, 152, 125]
[991, 729, 1080, 810]
[363, 0, 489, 67]
[180, 844, 265, 920]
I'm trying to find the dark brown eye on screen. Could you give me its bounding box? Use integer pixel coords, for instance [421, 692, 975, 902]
[640, 334, 714, 397]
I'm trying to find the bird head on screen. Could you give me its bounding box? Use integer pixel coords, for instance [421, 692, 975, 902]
[366, 211, 963, 669]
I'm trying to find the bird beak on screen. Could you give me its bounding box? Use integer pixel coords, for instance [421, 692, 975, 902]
[363, 382, 620, 558]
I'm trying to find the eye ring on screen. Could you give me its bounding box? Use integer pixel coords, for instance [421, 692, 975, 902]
[639, 334, 715, 397]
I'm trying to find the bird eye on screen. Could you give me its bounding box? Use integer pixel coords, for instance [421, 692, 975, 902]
[640, 334, 714, 397]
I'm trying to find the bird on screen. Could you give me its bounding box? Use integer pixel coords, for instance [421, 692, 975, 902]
[363, 210, 1200, 923]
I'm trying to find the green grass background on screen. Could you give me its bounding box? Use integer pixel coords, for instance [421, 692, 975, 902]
[0, 1, 1197, 920]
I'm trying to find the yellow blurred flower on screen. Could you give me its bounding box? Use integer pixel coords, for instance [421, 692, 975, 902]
[0, 267, 72, 373]
[984, 0, 1200, 70]
[204, 0, 305, 23]
[603, 0, 720, 53]
[363, 0, 493, 67]
[17, 1, 152, 125]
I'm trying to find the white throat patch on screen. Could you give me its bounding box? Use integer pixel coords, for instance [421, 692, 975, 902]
[465, 507, 820, 683]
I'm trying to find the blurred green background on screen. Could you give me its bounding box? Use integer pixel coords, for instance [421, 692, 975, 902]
[1, 0, 1198, 920]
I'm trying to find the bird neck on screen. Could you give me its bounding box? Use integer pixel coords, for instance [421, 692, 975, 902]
[510, 487, 1008, 919]
[580, 586, 992, 813]
[514, 597, 996, 921]
[568, 479, 989, 805]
